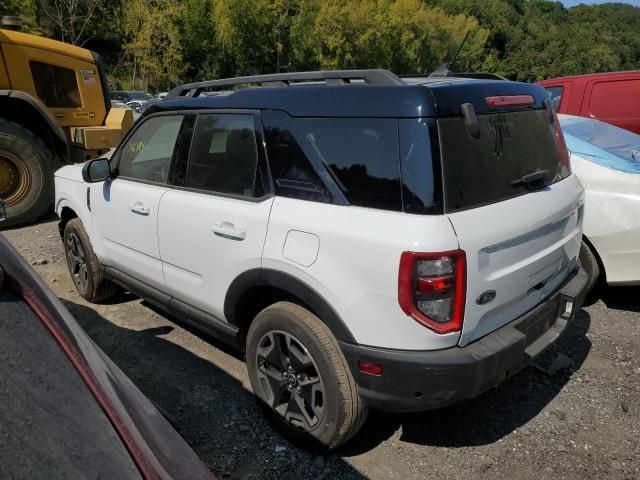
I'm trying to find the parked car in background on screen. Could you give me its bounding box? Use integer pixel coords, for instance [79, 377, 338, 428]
[110, 91, 154, 104]
[127, 98, 162, 114]
[560, 114, 640, 291]
[538, 71, 640, 134]
[0, 222, 214, 480]
[56, 69, 588, 448]
[110, 100, 140, 121]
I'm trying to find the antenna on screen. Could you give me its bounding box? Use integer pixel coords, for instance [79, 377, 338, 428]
[429, 31, 471, 78]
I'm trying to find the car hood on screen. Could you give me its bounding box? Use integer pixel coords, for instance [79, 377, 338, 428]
[55, 163, 86, 182]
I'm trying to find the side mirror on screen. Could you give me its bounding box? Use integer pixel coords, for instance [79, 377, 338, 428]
[82, 158, 112, 183]
[0, 198, 7, 222]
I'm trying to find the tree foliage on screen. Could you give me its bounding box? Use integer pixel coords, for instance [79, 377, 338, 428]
[2, 0, 640, 90]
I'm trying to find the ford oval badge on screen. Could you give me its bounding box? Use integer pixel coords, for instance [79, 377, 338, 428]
[476, 290, 496, 305]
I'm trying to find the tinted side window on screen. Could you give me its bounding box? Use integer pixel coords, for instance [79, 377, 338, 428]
[29, 61, 81, 108]
[296, 118, 402, 211]
[118, 115, 184, 183]
[545, 86, 563, 111]
[399, 118, 441, 214]
[263, 111, 332, 203]
[187, 114, 260, 197]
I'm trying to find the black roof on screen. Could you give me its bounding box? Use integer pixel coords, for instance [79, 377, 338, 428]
[147, 69, 550, 119]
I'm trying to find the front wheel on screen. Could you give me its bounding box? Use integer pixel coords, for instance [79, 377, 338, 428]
[63, 218, 117, 303]
[246, 302, 367, 449]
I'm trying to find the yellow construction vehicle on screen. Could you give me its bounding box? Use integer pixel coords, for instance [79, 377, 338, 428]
[0, 18, 133, 228]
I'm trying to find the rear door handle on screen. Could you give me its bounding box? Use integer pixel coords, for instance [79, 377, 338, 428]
[128, 203, 150, 215]
[211, 222, 246, 240]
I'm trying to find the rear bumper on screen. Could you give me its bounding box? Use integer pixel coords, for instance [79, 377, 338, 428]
[339, 267, 589, 413]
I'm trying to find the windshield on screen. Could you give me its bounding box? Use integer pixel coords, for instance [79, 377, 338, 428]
[559, 115, 640, 174]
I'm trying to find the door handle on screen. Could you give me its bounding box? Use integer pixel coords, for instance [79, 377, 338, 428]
[211, 222, 246, 240]
[128, 203, 150, 215]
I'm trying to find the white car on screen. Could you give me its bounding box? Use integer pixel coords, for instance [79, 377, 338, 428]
[55, 70, 588, 448]
[561, 114, 640, 290]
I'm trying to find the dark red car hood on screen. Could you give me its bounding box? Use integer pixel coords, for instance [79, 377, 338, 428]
[0, 234, 215, 480]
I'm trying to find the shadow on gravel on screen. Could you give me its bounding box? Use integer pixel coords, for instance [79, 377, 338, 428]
[341, 309, 592, 454]
[62, 300, 367, 480]
[598, 286, 640, 313]
[0, 212, 59, 233]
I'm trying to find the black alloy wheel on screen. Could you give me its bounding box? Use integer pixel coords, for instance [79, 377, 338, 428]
[255, 330, 325, 432]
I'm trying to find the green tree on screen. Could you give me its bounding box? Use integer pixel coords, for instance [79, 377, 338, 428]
[122, 0, 184, 91]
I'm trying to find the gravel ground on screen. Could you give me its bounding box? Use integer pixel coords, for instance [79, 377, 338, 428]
[3, 215, 640, 480]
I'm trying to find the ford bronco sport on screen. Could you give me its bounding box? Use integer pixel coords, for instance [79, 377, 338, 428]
[55, 69, 589, 448]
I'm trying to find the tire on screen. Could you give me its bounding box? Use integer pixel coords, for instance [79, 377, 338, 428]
[63, 218, 117, 303]
[0, 119, 56, 229]
[579, 239, 601, 295]
[246, 302, 367, 449]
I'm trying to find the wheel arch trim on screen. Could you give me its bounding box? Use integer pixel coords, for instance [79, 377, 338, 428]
[224, 268, 357, 343]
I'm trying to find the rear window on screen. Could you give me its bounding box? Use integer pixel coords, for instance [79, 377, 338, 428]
[438, 109, 570, 212]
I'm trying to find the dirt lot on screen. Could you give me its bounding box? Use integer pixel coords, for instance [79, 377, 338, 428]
[3, 215, 640, 480]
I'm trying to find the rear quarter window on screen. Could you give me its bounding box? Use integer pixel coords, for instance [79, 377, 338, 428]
[296, 118, 402, 211]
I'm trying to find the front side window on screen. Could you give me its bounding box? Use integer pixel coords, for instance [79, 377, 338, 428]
[30, 61, 81, 108]
[187, 114, 261, 198]
[296, 118, 402, 211]
[118, 115, 184, 183]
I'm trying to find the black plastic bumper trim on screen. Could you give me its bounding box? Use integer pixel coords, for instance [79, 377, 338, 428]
[339, 267, 589, 413]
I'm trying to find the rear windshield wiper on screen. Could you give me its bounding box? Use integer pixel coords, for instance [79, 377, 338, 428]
[510, 170, 548, 190]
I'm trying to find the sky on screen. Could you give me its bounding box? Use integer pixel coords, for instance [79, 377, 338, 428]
[561, 0, 640, 6]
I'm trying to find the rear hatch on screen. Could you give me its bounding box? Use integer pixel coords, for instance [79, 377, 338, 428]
[429, 80, 584, 346]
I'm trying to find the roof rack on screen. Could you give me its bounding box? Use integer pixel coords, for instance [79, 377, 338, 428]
[402, 72, 507, 82]
[166, 69, 405, 99]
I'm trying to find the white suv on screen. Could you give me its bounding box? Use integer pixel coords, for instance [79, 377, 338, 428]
[55, 70, 588, 448]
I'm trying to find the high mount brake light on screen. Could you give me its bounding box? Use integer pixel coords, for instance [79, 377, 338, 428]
[398, 250, 466, 334]
[485, 95, 535, 108]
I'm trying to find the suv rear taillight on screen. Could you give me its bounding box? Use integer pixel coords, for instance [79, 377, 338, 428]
[398, 250, 466, 334]
[553, 111, 571, 171]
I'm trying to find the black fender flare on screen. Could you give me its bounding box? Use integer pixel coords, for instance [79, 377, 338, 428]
[0, 90, 69, 161]
[224, 268, 356, 343]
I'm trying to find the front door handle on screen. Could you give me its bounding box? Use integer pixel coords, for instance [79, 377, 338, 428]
[211, 222, 246, 240]
[128, 203, 150, 215]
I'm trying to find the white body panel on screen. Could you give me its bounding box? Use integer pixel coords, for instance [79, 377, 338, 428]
[157, 190, 273, 319]
[90, 178, 168, 291]
[447, 174, 584, 346]
[54, 164, 92, 233]
[263, 198, 461, 350]
[571, 153, 640, 285]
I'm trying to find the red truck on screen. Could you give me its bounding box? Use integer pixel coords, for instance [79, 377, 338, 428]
[538, 71, 640, 134]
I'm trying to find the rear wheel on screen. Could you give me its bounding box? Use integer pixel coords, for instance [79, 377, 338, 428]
[63, 218, 117, 303]
[579, 239, 601, 295]
[0, 119, 56, 229]
[246, 302, 367, 449]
